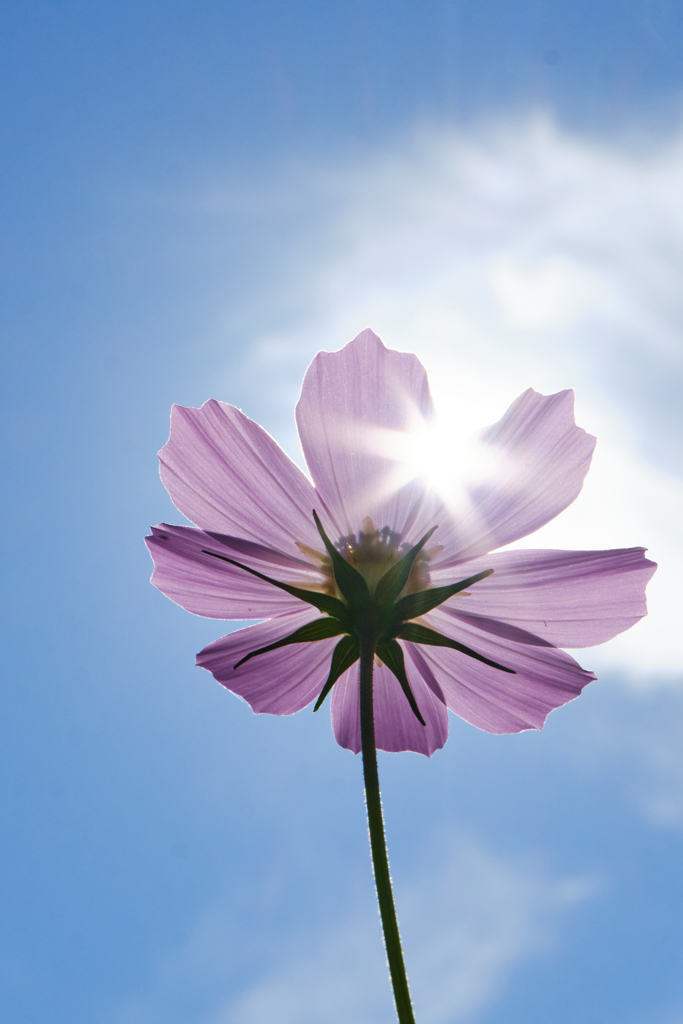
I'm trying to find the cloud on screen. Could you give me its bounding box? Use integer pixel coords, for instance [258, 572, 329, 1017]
[623, 707, 683, 829]
[111, 836, 594, 1024]
[578, 681, 683, 829]
[396, 839, 595, 1024]
[213, 113, 683, 676]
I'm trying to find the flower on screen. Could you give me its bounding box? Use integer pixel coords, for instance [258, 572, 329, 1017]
[146, 329, 656, 756]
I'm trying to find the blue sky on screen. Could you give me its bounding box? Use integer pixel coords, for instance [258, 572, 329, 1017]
[2, 2, 683, 1022]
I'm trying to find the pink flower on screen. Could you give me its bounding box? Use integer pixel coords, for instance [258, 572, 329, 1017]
[146, 329, 656, 756]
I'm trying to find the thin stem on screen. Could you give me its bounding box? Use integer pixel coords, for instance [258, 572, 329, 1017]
[359, 635, 416, 1024]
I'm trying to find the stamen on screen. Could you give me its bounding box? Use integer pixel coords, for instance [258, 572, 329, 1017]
[295, 541, 328, 565]
[295, 516, 441, 604]
[321, 521, 435, 597]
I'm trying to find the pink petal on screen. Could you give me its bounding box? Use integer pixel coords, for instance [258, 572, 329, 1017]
[159, 400, 321, 554]
[196, 609, 338, 715]
[435, 389, 597, 564]
[420, 608, 595, 733]
[146, 524, 326, 619]
[431, 547, 657, 648]
[330, 657, 449, 756]
[295, 329, 439, 540]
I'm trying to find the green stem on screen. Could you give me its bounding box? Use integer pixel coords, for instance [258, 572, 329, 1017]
[359, 635, 416, 1024]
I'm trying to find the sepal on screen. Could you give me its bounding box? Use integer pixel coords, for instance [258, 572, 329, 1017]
[313, 511, 370, 608]
[202, 548, 350, 622]
[314, 636, 360, 711]
[376, 639, 426, 726]
[374, 526, 437, 607]
[394, 569, 494, 622]
[398, 622, 515, 673]
[234, 617, 345, 668]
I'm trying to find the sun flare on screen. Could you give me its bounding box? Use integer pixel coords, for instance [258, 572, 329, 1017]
[369, 409, 506, 513]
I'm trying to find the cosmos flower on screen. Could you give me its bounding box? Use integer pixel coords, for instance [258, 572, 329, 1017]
[146, 329, 656, 756]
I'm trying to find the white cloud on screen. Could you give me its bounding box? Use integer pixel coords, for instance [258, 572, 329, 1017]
[112, 837, 594, 1024]
[581, 683, 683, 828]
[216, 113, 683, 677]
[397, 839, 595, 1024]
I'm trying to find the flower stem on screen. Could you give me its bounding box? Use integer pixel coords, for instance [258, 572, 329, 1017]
[359, 636, 416, 1024]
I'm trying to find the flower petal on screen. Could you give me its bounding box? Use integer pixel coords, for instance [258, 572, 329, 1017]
[330, 658, 449, 756]
[419, 608, 595, 733]
[431, 547, 657, 648]
[159, 400, 320, 553]
[145, 524, 328, 619]
[435, 389, 597, 563]
[295, 329, 438, 539]
[196, 609, 338, 715]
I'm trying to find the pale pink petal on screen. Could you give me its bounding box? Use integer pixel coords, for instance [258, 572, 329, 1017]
[295, 329, 440, 540]
[330, 658, 449, 756]
[420, 608, 595, 733]
[146, 524, 327, 619]
[434, 389, 597, 564]
[159, 400, 320, 554]
[430, 546, 657, 648]
[196, 609, 338, 715]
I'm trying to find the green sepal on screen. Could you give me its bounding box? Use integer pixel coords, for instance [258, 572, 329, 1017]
[374, 526, 438, 607]
[201, 549, 349, 622]
[234, 617, 345, 669]
[398, 622, 515, 674]
[393, 568, 494, 622]
[312, 511, 370, 608]
[313, 635, 360, 711]
[376, 639, 426, 726]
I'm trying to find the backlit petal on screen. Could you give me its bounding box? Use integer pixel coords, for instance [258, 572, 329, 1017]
[420, 608, 595, 733]
[431, 546, 657, 648]
[296, 329, 439, 540]
[330, 658, 448, 756]
[434, 389, 596, 563]
[197, 609, 338, 715]
[146, 524, 324, 619]
[159, 400, 320, 554]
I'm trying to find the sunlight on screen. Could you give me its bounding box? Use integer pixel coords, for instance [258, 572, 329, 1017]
[490, 255, 602, 329]
[369, 405, 506, 511]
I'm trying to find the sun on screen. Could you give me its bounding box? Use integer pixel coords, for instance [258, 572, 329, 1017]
[368, 404, 505, 515]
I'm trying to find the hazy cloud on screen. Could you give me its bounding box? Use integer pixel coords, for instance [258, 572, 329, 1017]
[578, 681, 683, 828]
[211, 115, 683, 676]
[113, 836, 594, 1024]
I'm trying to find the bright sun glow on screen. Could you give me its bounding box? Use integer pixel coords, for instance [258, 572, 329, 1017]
[369, 406, 506, 511]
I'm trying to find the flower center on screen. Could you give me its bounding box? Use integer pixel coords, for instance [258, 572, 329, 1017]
[211, 512, 510, 709]
[299, 517, 437, 600]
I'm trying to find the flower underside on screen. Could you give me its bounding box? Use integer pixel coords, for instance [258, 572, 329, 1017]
[296, 517, 435, 599]
[202, 512, 514, 727]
